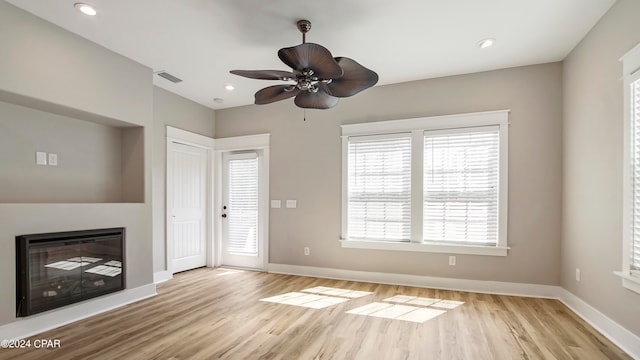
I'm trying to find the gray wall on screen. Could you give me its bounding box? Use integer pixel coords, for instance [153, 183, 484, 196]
[0, 2, 153, 326]
[562, 0, 640, 336]
[121, 127, 145, 203]
[0, 101, 123, 203]
[216, 62, 563, 285]
[0, 3, 151, 125]
[152, 87, 215, 273]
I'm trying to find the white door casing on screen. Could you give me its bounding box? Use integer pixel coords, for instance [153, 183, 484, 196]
[163, 130, 268, 278]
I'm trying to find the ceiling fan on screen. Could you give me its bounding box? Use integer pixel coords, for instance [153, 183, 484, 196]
[230, 20, 379, 109]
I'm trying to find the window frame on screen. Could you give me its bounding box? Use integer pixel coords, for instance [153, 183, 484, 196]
[341, 110, 509, 256]
[617, 42, 640, 294]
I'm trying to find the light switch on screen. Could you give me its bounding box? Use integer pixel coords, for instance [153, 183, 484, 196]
[286, 200, 297, 209]
[48, 153, 58, 166]
[36, 151, 47, 165]
[271, 200, 281, 209]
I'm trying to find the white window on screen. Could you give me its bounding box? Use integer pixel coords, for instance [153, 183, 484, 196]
[348, 135, 412, 241]
[423, 127, 499, 246]
[226, 154, 259, 254]
[341, 111, 509, 256]
[629, 77, 640, 271]
[618, 42, 640, 294]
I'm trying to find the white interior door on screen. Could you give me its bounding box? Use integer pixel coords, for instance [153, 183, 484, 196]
[221, 152, 263, 269]
[170, 141, 207, 273]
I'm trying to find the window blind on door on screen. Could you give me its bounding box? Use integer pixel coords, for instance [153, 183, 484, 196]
[227, 156, 259, 255]
[347, 135, 412, 241]
[423, 128, 499, 246]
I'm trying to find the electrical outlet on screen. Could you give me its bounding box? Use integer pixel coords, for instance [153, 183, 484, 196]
[449, 256, 456, 266]
[304, 247, 310, 256]
[576, 268, 581, 282]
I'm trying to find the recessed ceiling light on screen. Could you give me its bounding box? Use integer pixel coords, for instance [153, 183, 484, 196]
[225, 85, 235, 91]
[74, 3, 97, 16]
[479, 38, 495, 49]
[213, 98, 224, 104]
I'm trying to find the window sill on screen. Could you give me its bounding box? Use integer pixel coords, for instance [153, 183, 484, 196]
[614, 271, 640, 294]
[340, 239, 508, 256]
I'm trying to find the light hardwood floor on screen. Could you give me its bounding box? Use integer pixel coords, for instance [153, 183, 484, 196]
[1, 268, 631, 360]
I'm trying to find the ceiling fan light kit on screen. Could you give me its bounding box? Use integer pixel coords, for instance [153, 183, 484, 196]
[230, 20, 378, 109]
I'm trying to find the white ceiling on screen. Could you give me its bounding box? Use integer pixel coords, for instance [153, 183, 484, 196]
[6, 0, 615, 110]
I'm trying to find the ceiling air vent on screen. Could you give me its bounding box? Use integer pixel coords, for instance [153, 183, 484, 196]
[156, 71, 182, 83]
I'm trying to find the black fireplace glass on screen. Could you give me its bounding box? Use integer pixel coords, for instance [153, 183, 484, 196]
[16, 228, 125, 317]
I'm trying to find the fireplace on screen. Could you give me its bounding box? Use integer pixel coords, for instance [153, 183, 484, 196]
[16, 228, 125, 317]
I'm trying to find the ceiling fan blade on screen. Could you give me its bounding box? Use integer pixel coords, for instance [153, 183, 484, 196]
[294, 89, 339, 109]
[230, 70, 295, 81]
[278, 43, 343, 79]
[326, 57, 379, 97]
[254, 85, 299, 105]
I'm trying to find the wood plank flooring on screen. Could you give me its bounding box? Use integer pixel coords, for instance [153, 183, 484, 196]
[0, 268, 631, 360]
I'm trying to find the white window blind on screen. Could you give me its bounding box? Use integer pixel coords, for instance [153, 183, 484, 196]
[423, 127, 499, 245]
[227, 156, 259, 254]
[618, 44, 640, 292]
[631, 78, 640, 270]
[348, 135, 412, 241]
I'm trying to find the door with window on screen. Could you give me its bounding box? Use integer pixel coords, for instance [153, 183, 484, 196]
[221, 152, 264, 269]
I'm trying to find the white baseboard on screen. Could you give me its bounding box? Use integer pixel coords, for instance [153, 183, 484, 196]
[267, 263, 560, 298]
[268, 263, 640, 359]
[0, 283, 156, 341]
[558, 288, 640, 359]
[153, 270, 172, 284]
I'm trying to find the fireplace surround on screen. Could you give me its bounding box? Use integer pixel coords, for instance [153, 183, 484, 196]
[16, 228, 125, 317]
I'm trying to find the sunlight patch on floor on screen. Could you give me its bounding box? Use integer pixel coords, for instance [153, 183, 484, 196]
[346, 295, 464, 323]
[217, 269, 245, 276]
[260, 292, 350, 309]
[383, 295, 464, 309]
[259, 287, 462, 321]
[346, 302, 446, 323]
[301, 286, 373, 298]
[259, 287, 372, 309]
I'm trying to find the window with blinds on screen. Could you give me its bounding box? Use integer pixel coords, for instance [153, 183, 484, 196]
[618, 43, 640, 291]
[631, 78, 640, 271]
[227, 156, 259, 255]
[341, 110, 508, 255]
[347, 135, 412, 241]
[423, 128, 499, 246]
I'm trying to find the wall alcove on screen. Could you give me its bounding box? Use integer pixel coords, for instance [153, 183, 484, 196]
[0, 90, 144, 204]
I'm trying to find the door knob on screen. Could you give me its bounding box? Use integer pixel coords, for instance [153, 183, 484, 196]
[221, 214, 227, 218]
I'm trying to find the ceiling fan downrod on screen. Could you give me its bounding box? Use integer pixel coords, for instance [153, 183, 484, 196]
[295, 20, 322, 93]
[297, 19, 311, 44]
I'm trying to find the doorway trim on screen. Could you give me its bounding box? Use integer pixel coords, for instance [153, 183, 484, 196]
[215, 134, 270, 270]
[166, 126, 215, 278]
